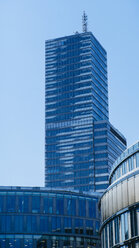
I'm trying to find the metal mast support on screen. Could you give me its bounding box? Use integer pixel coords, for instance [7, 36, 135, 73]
[82, 11, 88, 32]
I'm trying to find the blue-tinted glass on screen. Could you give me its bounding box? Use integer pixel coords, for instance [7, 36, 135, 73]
[56, 197, 64, 215]
[0, 216, 5, 232]
[89, 199, 96, 218]
[24, 239, 33, 248]
[45, 33, 126, 192]
[105, 226, 108, 248]
[75, 219, 84, 234]
[86, 220, 93, 235]
[32, 216, 38, 233]
[18, 195, 24, 213]
[32, 195, 40, 213]
[0, 239, 6, 248]
[114, 217, 119, 244]
[52, 217, 61, 233]
[136, 153, 139, 167]
[79, 198, 86, 217]
[67, 198, 72, 215]
[14, 215, 23, 233]
[24, 195, 30, 212]
[95, 221, 100, 235]
[18, 195, 29, 213]
[64, 217, 72, 233]
[71, 198, 76, 216]
[14, 239, 21, 248]
[125, 212, 129, 240]
[128, 158, 132, 171]
[40, 216, 49, 233]
[109, 221, 113, 247]
[8, 239, 15, 247]
[6, 195, 15, 212]
[25, 215, 32, 233]
[6, 215, 12, 232]
[43, 196, 49, 213]
[0, 195, 4, 212]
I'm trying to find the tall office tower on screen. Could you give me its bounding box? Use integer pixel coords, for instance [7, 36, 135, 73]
[45, 30, 126, 192]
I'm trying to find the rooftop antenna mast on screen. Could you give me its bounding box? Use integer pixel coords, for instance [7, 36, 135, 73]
[82, 11, 88, 33]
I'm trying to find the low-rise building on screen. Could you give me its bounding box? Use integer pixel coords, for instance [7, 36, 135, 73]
[99, 141, 139, 248]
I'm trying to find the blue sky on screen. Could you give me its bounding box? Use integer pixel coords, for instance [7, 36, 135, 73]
[0, 0, 139, 186]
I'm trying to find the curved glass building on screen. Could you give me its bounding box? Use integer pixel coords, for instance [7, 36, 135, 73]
[0, 187, 101, 248]
[100, 141, 139, 248]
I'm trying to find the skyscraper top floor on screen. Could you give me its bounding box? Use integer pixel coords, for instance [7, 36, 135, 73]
[45, 31, 107, 57]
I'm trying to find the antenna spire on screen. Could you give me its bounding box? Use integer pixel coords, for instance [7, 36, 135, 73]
[82, 11, 88, 33]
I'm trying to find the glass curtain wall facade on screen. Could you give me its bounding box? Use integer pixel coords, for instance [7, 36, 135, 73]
[45, 32, 126, 192]
[93, 120, 126, 192]
[100, 141, 139, 248]
[0, 187, 101, 248]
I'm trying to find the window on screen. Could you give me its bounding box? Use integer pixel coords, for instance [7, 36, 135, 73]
[109, 221, 113, 247]
[75, 219, 83, 234]
[32, 195, 40, 213]
[136, 153, 139, 168]
[64, 217, 72, 233]
[79, 198, 86, 217]
[18, 195, 29, 213]
[0, 195, 4, 212]
[6, 215, 12, 232]
[43, 197, 53, 214]
[15, 216, 23, 233]
[52, 217, 61, 233]
[40, 216, 49, 233]
[6, 194, 15, 212]
[56, 197, 64, 215]
[114, 217, 119, 244]
[86, 220, 93, 235]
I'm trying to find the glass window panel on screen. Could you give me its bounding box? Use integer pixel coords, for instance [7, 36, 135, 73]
[0, 196, 4, 212]
[121, 214, 125, 242]
[67, 198, 72, 215]
[14, 239, 21, 248]
[75, 219, 83, 234]
[64, 217, 72, 233]
[71, 198, 76, 216]
[109, 221, 113, 247]
[32, 195, 40, 213]
[86, 220, 93, 235]
[130, 208, 136, 237]
[6, 215, 12, 232]
[95, 221, 100, 235]
[136, 153, 139, 168]
[114, 217, 119, 244]
[24, 239, 33, 248]
[0, 239, 6, 248]
[128, 158, 132, 171]
[0, 216, 6, 232]
[25, 216, 32, 233]
[49, 197, 53, 214]
[43, 197, 49, 213]
[124, 212, 129, 240]
[79, 198, 86, 217]
[32, 216, 38, 233]
[18, 195, 29, 213]
[136, 207, 139, 236]
[52, 217, 61, 233]
[14, 216, 23, 233]
[40, 216, 49, 233]
[8, 238, 15, 248]
[105, 225, 108, 248]
[6, 195, 15, 212]
[56, 197, 64, 215]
